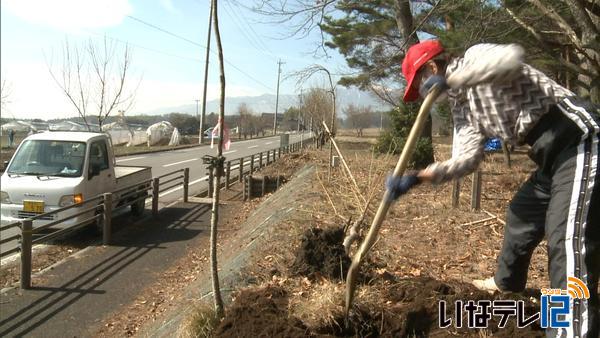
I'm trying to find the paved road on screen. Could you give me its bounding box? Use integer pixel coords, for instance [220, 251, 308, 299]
[0, 133, 312, 257]
[117, 132, 312, 205]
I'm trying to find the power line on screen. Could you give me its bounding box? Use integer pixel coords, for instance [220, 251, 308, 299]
[90, 32, 204, 63]
[125, 15, 275, 91]
[228, 0, 272, 53]
[224, 0, 274, 57]
[127, 15, 206, 49]
[221, 1, 273, 60]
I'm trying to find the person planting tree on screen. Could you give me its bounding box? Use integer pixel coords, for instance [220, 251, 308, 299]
[388, 39, 599, 338]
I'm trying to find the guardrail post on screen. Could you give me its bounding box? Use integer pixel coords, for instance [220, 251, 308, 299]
[239, 157, 244, 182]
[471, 171, 482, 210]
[267, 150, 271, 164]
[225, 161, 231, 189]
[183, 168, 190, 202]
[103, 193, 112, 245]
[259, 152, 263, 168]
[278, 148, 281, 159]
[152, 177, 160, 216]
[250, 154, 255, 174]
[451, 179, 460, 208]
[20, 219, 32, 289]
[242, 176, 247, 200]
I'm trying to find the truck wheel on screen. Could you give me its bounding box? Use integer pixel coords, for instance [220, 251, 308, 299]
[131, 195, 146, 216]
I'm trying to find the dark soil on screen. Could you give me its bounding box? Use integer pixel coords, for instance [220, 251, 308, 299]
[215, 278, 545, 338]
[290, 227, 351, 281]
[214, 286, 310, 338]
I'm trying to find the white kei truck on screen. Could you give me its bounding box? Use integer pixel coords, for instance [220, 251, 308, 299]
[0, 132, 152, 228]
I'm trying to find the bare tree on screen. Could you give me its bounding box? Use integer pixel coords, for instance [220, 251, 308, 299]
[1, 78, 11, 112]
[48, 37, 138, 130]
[236, 103, 253, 138]
[301, 88, 333, 130]
[345, 104, 374, 137]
[210, 0, 225, 320]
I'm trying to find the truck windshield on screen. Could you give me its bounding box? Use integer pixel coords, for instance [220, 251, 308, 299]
[7, 140, 86, 177]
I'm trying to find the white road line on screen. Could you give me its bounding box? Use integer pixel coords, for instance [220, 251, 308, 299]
[248, 145, 258, 149]
[265, 142, 273, 145]
[223, 150, 238, 155]
[157, 176, 209, 198]
[116, 156, 146, 162]
[149, 150, 283, 203]
[162, 158, 199, 167]
[147, 152, 279, 203]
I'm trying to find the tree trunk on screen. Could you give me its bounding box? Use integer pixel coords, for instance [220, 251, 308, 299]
[393, 0, 434, 165]
[210, 0, 225, 320]
[394, 0, 420, 51]
[562, 0, 599, 103]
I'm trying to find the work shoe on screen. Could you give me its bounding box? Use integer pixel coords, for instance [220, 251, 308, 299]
[472, 277, 502, 293]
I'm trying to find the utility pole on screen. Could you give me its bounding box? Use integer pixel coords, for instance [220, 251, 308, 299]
[199, 2, 213, 144]
[274, 59, 284, 136]
[298, 89, 303, 133]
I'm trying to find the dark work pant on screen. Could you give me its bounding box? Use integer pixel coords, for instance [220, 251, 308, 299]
[493, 98, 599, 338]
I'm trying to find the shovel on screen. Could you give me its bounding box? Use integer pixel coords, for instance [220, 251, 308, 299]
[344, 85, 443, 321]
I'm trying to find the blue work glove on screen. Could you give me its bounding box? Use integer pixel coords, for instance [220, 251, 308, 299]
[385, 173, 421, 202]
[419, 74, 448, 99]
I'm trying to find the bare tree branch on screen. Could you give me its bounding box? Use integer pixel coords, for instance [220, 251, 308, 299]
[567, 0, 599, 36]
[505, 7, 596, 78]
[47, 37, 137, 130]
[1, 78, 11, 110]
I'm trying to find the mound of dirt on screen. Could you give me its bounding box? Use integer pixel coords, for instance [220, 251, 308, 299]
[215, 277, 544, 338]
[290, 227, 351, 280]
[214, 286, 309, 337]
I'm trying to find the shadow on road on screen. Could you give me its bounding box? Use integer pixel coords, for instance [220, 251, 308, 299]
[0, 202, 211, 337]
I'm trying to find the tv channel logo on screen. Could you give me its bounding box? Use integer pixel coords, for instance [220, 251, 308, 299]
[540, 276, 590, 329]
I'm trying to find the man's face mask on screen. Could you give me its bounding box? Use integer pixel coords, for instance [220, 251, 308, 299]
[418, 68, 448, 102]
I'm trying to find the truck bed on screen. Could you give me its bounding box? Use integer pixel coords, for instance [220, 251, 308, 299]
[115, 165, 152, 189]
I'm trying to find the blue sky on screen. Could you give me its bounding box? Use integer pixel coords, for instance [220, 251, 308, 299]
[1, 0, 347, 119]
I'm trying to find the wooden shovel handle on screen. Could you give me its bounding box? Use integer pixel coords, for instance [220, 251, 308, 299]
[344, 85, 443, 319]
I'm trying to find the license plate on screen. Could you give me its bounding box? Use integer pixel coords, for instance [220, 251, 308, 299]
[23, 200, 45, 213]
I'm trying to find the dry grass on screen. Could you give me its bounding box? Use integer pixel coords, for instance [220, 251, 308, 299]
[180, 302, 219, 338]
[288, 279, 346, 330]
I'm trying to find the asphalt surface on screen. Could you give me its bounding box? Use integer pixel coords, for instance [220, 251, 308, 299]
[0, 201, 216, 337]
[0, 132, 312, 257]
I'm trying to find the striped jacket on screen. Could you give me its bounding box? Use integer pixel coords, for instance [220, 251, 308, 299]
[427, 43, 575, 184]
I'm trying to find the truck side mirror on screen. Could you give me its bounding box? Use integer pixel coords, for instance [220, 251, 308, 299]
[3, 161, 8, 168]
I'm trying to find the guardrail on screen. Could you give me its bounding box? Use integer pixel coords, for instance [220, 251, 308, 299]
[4, 136, 313, 289]
[206, 137, 313, 196]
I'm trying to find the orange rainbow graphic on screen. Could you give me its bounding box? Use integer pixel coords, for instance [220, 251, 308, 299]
[567, 276, 590, 299]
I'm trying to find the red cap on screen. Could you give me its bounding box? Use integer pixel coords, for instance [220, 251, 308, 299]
[401, 40, 444, 102]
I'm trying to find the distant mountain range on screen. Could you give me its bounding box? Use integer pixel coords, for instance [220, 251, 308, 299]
[143, 87, 393, 116]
